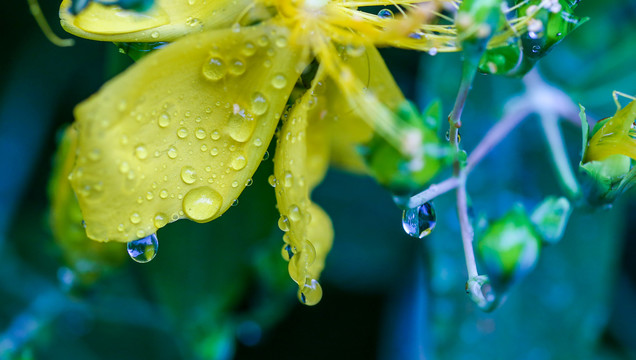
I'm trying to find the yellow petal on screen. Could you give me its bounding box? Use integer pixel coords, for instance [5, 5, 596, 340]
[322, 45, 406, 172]
[584, 100, 636, 162]
[273, 88, 334, 305]
[60, 0, 252, 41]
[70, 22, 302, 242]
[49, 127, 125, 282]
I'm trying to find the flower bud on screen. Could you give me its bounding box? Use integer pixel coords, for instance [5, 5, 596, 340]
[476, 205, 541, 292]
[579, 102, 636, 205]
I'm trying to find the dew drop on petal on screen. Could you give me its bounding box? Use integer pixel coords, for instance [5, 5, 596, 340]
[202, 56, 227, 81]
[402, 202, 437, 238]
[158, 112, 170, 127]
[250, 92, 269, 115]
[288, 205, 301, 222]
[130, 212, 141, 224]
[153, 213, 168, 228]
[271, 74, 287, 89]
[378, 8, 394, 19]
[229, 58, 246, 76]
[127, 233, 158, 263]
[167, 146, 178, 159]
[278, 215, 290, 232]
[268, 175, 277, 187]
[227, 107, 255, 142]
[180, 166, 197, 184]
[298, 279, 322, 306]
[135, 144, 148, 160]
[182, 186, 223, 222]
[281, 243, 294, 261]
[195, 128, 206, 139]
[177, 127, 189, 139]
[231, 154, 247, 170]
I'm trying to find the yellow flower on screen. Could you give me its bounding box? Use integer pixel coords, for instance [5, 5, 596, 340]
[583, 99, 636, 163]
[56, 0, 536, 304]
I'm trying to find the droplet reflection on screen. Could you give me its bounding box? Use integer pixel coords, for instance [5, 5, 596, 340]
[127, 233, 159, 263]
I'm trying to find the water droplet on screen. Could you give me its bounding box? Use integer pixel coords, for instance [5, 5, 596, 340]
[466, 275, 497, 311]
[159, 189, 169, 199]
[229, 58, 246, 76]
[378, 9, 394, 19]
[257, 35, 269, 47]
[268, 175, 277, 187]
[531, 45, 541, 54]
[428, 47, 438, 56]
[283, 171, 293, 188]
[253, 138, 263, 147]
[227, 106, 255, 142]
[202, 56, 227, 81]
[180, 166, 197, 184]
[177, 127, 189, 138]
[187, 16, 202, 28]
[298, 279, 322, 306]
[242, 41, 256, 56]
[281, 244, 294, 261]
[262, 151, 269, 160]
[250, 92, 269, 115]
[271, 74, 287, 89]
[231, 180, 239, 188]
[130, 212, 141, 224]
[402, 202, 437, 238]
[231, 199, 239, 206]
[278, 215, 290, 231]
[153, 213, 168, 228]
[245, 178, 253, 186]
[182, 186, 223, 222]
[151, 31, 159, 39]
[119, 161, 130, 174]
[210, 147, 219, 156]
[288, 205, 301, 222]
[158, 112, 170, 127]
[231, 154, 247, 170]
[167, 146, 178, 159]
[195, 128, 206, 139]
[135, 144, 148, 160]
[127, 233, 158, 263]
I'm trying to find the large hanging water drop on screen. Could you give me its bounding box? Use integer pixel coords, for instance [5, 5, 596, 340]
[298, 279, 323, 306]
[127, 233, 158, 263]
[402, 202, 437, 238]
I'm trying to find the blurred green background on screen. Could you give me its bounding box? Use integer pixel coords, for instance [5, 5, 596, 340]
[0, 1, 635, 359]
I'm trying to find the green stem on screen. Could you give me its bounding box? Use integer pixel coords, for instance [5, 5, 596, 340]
[448, 62, 478, 151]
[540, 112, 582, 199]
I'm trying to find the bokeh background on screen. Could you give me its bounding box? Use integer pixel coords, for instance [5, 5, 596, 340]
[1, 1, 635, 359]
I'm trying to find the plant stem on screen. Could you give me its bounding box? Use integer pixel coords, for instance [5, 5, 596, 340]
[406, 177, 460, 208]
[539, 112, 582, 199]
[456, 175, 478, 279]
[408, 102, 532, 208]
[465, 102, 532, 174]
[448, 63, 478, 151]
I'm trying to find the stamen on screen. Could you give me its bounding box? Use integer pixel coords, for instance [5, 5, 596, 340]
[28, 0, 75, 47]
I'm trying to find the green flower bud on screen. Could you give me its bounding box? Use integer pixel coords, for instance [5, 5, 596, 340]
[456, 0, 505, 65]
[476, 205, 542, 292]
[360, 100, 449, 195]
